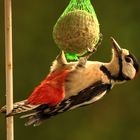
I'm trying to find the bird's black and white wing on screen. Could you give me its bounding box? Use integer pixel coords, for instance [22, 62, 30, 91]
[19, 81, 111, 126]
[57, 80, 111, 112]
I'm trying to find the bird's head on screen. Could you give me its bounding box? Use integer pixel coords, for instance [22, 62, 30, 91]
[110, 37, 139, 81]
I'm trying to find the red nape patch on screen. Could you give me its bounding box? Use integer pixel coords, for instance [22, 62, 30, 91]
[133, 72, 139, 80]
[27, 69, 69, 106]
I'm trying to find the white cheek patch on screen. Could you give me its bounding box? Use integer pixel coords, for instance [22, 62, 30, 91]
[122, 63, 136, 79]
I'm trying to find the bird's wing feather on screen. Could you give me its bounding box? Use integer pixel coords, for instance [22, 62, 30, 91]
[19, 81, 111, 126]
[58, 81, 111, 111]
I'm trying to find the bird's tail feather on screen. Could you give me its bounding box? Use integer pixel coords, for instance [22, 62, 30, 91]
[1, 100, 54, 126]
[20, 111, 48, 127]
[0, 100, 39, 116]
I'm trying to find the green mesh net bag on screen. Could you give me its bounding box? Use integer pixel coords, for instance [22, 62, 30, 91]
[53, 0, 100, 60]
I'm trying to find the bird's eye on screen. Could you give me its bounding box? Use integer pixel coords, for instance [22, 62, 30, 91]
[125, 56, 133, 63]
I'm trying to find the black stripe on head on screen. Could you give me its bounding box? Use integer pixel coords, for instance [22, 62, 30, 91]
[100, 56, 131, 82]
[128, 53, 139, 73]
[100, 65, 130, 81]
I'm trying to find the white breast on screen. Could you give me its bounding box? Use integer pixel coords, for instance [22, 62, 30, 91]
[64, 61, 108, 99]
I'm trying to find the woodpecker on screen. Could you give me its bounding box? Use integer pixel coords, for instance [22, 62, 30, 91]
[0, 37, 139, 126]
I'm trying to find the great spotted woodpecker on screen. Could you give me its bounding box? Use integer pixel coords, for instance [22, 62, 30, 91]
[0, 37, 139, 126]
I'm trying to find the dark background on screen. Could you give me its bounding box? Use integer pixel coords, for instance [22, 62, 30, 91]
[0, 0, 140, 140]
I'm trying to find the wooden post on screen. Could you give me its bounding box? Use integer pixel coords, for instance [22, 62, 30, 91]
[4, 0, 14, 140]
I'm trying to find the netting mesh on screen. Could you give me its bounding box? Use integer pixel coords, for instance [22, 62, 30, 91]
[53, 0, 99, 61]
[62, 0, 97, 18]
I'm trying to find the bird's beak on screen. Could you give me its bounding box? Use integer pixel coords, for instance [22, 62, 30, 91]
[110, 37, 122, 56]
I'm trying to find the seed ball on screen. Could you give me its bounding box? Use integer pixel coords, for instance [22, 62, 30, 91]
[53, 10, 100, 54]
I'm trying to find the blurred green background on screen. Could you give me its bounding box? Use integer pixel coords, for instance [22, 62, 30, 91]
[0, 0, 140, 140]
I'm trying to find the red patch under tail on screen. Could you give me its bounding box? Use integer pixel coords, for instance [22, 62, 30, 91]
[27, 69, 69, 106]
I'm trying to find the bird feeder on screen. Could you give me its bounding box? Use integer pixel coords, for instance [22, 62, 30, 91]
[53, 0, 100, 60]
